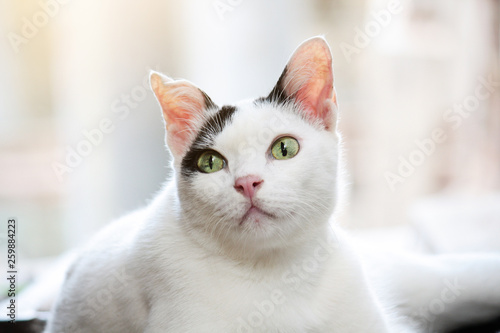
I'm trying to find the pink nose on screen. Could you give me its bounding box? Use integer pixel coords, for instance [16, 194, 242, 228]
[234, 175, 263, 199]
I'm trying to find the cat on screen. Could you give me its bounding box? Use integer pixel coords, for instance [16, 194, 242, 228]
[45, 37, 500, 333]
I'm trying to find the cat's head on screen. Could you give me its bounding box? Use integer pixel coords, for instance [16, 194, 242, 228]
[151, 37, 339, 254]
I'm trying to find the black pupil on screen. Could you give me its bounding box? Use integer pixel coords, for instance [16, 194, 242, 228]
[281, 141, 288, 156]
[208, 155, 214, 169]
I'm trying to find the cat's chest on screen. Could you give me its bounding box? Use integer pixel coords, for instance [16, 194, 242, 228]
[150, 252, 335, 332]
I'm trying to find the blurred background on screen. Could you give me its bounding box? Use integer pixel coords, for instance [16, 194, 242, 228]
[0, 0, 499, 324]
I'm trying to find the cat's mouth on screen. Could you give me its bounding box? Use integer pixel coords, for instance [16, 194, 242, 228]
[239, 204, 275, 225]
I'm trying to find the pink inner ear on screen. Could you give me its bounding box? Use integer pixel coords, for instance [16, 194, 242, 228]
[295, 68, 334, 121]
[161, 102, 196, 155]
[152, 76, 206, 156]
[163, 89, 205, 156]
[159, 91, 203, 129]
[284, 39, 337, 129]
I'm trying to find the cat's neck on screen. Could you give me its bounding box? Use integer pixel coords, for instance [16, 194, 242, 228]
[190, 223, 337, 271]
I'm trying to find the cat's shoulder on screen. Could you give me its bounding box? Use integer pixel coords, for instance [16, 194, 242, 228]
[64, 209, 147, 275]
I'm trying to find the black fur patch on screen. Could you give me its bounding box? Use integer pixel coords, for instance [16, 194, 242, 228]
[255, 65, 291, 105]
[200, 89, 217, 111]
[181, 105, 237, 177]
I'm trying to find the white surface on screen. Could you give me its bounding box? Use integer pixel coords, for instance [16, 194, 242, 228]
[410, 192, 500, 253]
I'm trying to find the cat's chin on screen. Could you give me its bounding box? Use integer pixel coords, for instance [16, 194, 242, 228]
[239, 205, 275, 226]
[235, 205, 289, 247]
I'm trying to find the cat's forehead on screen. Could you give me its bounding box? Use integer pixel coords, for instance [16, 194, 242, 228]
[180, 100, 319, 177]
[214, 101, 306, 147]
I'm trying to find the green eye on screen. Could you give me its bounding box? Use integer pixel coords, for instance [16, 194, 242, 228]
[197, 151, 226, 173]
[271, 136, 300, 160]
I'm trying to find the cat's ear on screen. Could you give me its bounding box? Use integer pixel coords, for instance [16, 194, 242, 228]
[267, 36, 337, 130]
[150, 71, 216, 157]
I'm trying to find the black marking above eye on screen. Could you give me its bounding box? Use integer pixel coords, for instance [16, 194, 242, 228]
[181, 105, 237, 177]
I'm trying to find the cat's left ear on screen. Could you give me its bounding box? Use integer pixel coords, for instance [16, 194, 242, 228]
[266, 36, 338, 130]
[150, 71, 216, 159]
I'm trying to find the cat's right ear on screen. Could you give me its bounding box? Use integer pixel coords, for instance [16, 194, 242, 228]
[150, 71, 216, 158]
[264, 37, 338, 131]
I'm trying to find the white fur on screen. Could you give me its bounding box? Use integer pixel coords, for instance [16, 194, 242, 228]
[45, 101, 406, 333]
[45, 99, 500, 333]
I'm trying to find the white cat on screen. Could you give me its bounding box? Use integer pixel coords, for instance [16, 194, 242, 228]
[45, 37, 500, 333]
